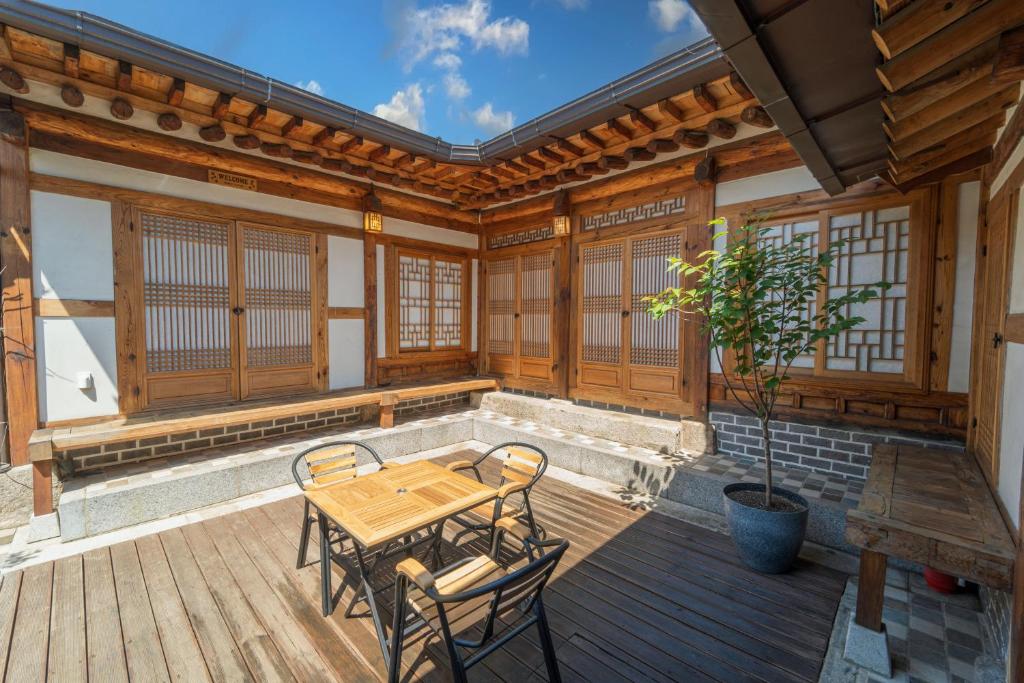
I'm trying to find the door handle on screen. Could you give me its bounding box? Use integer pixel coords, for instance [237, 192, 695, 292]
[993, 332, 1003, 348]
[233, 306, 245, 315]
[621, 310, 630, 318]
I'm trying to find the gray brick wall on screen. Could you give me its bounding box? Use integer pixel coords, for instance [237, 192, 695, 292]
[710, 410, 965, 480]
[394, 391, 470, 417]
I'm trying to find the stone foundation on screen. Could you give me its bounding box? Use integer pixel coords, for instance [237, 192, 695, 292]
[710, 411, 965, 480]
[977, 585, 1011, 678]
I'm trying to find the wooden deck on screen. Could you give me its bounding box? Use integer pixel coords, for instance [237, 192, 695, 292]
[0, 452, 848, 682]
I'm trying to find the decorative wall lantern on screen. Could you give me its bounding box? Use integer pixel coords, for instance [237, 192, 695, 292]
[362, 187, 383, 233]
[552, 190, 571, 236]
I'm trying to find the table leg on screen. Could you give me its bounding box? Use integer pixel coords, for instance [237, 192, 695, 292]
[854, 550, 888, 631]
[319, 512, 332, 617]
[353, 543, 391, 664]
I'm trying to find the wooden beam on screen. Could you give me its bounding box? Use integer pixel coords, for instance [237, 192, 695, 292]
[597, 155, 628, 170]
[116, 60, 132, 92]
[706, 118, 737, 139]
[503, 159, 530, 174]
[62, 43, 79, 78]
[692, 84, 718, 114]
[556, 168, 590, 183]
[109, 98, 133, 121]
[884, 77, 1009, 140]
[579, 129, 606, 150]
[0, 67, 27, 94]
[624, 146, 656, 162]
[247, 103, 267, 129]
[694, 155, 717, 187]
[646, 138, 679, 154]
[740, 105, 773, 128]
[280, 115, 302, 138]
[729, 71, 753, 100]
[34, 298, 115, 317]
[853, 550, 887, 631]
[0, 107, 37, 467]
[291, 149, 322, 165]
[673, 129, 709, 148]
[578, 161, 609, 175]
[394, 152, 418, 169]
[876, 0, 1024, 92]
[166, 78, 185, 107]
[889, 85, 1018, 159]
[367, 144, 391, 162]
[156, 112, 182, 132]
[489, 165, 516, 180]
[59, 84, 83, 108]
[312, 126, 336, 147]
[881, 42, 995, 122]
[232, 134, 260, 150]
[872, 0, 988, 60]
[629, 109, 657, 133]
[538, 146, 565, 164]
[992, 25, 1024, 84]
[364, 235, 378, 387]
[522, 154, 547, 170]
[198, 124, 225, 143]
[211, 92, 232, 120]
[658, 98, 686, 123]
[555, 137, 585, 157]
[605, 117, 633, 140]
[337, 135, 363, 154]
[888, 115, 1000, 177]
[893, 146, 992, 192]
[990, 98, 1024, 180]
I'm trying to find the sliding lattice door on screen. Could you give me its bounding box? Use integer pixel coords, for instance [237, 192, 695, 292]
[236, 223, 318, 399]
[485, 251, 556, 382]
[576, 231, 686, 410]
[138, 209, 238, 407]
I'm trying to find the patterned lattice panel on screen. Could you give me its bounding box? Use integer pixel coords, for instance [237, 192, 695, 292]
[581, 241, 623, 364]
[757, 219, 820, 371]
[487, 225, 554, 250]
[581, 195, 687, 231]
[241, 227, 313, 368]
[520, 252, 553, 358]
[140, 211, 232, 374]
[630, 233, 682, 367]
[825, 206, 909, 374]
[487, 257, 515, 356]
[433, 259, 463, 348]
[399, 254, 432, 350]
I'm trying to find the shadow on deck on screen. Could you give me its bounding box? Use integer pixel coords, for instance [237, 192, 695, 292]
[0, 451, 848, 682]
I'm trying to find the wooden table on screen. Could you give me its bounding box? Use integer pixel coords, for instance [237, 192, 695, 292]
[305, 460, 498, 661]
[845, 444, 1015, 637]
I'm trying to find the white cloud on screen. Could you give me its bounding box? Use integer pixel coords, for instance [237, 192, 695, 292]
[397, 0, 529, 70]
[443, 72, 471, 100]
[433, 52, 462, 70]
[294, 79, 325, 96]
[648, 0, 695, 33]
[373, 83, 426, 131]
[471, 102, 514, 135]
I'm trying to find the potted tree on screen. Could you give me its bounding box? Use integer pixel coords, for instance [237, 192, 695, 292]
[646, 218, 887, 573]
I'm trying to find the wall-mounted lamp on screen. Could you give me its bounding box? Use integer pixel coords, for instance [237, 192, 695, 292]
[362, 187, 383, 233]
[552, 190, 571, 236]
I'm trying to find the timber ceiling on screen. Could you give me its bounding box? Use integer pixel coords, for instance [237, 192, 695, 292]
[0, 21, 773, 210]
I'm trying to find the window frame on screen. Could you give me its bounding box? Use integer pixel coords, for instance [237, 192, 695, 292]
[387, 245, 472, 357]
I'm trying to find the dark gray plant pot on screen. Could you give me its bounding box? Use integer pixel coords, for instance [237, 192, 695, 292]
[722, 483, 809, 574]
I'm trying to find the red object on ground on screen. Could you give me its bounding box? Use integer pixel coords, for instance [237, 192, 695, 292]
[924, 566, 958, 593]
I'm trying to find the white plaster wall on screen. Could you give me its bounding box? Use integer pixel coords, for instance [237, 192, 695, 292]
[383, 216, 478, 249]
[327, 236, 363, 308]
[328, 319, 364, 390]
[998, 343, 1024, 531]
[471, 259, 479, 353]
[31, 150, 363, 230]
[30, 191, 114, 301]
[377, 244, 387, 358]
[35, 318, 118, 422]
[1011, 174, 1024, 315]
[948, 181, 980, 393]
[714, 166, 820, 209]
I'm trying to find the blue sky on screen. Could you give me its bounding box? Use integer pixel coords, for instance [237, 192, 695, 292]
[63, 0, 707, 142]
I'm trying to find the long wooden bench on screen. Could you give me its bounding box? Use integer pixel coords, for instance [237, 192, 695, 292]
[845, 444, 1015, 644]
[26, 377, 500, 515]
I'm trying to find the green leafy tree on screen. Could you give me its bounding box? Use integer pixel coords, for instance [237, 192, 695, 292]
[646, 218, 888, 508]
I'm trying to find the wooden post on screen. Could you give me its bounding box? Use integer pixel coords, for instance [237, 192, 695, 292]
[1012, 461, 1024, 682]
[854, 550, 888, 632]
[0, 101, 39, 467]
[379, 391, 397, 429]
[27, 434, 52, 515]
[555, 233, 572, 398]
[363, 233, 378, 387]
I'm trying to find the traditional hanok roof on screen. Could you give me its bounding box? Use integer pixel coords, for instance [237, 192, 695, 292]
[0, 0, 774, 209]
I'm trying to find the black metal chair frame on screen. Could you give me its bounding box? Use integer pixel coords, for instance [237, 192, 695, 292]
[447, 442, 548, 544]
[291, 439, 385, 570]
[388, 521, 568, 683]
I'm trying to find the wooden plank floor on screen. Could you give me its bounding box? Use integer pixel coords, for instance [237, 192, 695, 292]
[0, 452, 848, 682]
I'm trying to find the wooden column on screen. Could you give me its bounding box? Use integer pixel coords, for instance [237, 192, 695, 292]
[687, 183, 714, 421]
[379, 391, 396, 429]
[363, 233, 378, 387]
[555, 233, 572, 398]
[854, 549, 888, 631]
[0, 101, 38, 468]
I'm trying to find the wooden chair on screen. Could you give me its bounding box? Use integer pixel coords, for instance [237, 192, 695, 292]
[445, 442, 548, 545]
[291, 440, 388, 569]
[389, 517, 568, 683]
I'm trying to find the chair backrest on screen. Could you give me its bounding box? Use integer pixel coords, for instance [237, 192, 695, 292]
[479, 442, 548, 492]
[291, 440, 383, 490]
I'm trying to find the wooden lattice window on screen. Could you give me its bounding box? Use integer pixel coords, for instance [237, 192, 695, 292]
[580, 241, 624, 364]
[140, 211, 233, 375]
[629, 233, 682, 367]
[487, 257, 515, 356]
[520, 253, 553, 358]
[392, 247, 470, 353]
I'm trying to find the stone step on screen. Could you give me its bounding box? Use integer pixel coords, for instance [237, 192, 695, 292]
[471, 409, 858, 551]
[476, 391, 713, 454]
[58, 411, 474, 541]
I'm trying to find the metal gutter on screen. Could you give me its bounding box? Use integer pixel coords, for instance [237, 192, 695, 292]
[0, 0, 727, 167]
[686, 0, 845, 195]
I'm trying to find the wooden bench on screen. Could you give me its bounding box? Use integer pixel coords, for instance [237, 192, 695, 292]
[845, 444, 1015, 635]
